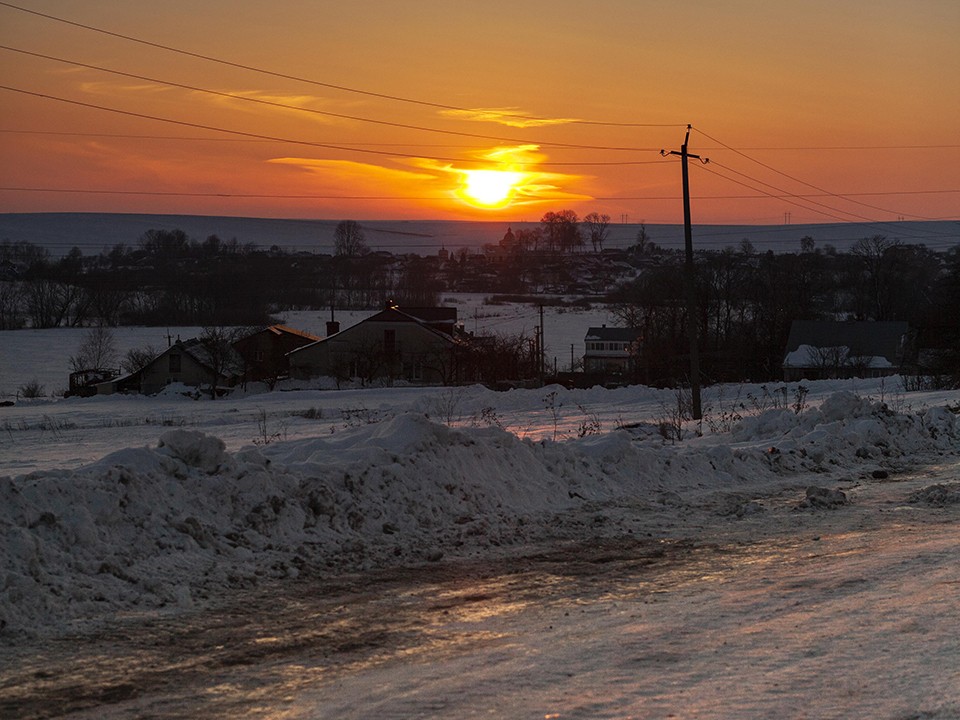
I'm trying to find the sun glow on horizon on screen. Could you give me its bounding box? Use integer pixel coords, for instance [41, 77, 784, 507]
[459, 169, 525, 208]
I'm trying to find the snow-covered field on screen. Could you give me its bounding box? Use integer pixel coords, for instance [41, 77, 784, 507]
[1, 305, 959, 717]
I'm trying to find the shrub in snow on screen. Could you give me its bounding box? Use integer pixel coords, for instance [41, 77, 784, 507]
[17, 379, 45, 399]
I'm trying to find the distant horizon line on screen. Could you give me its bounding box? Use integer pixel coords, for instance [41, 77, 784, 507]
[3, 210, 954, 228]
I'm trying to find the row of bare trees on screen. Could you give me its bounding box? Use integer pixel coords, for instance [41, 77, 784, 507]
[609, 237, 959, 384]
[0, 226, 448, 328]
[495, 211, 611, 254]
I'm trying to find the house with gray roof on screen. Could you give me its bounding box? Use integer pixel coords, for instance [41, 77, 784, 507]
[583, 325, 642, 375]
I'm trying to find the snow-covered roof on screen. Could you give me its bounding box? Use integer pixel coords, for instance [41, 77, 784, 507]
[585, 326, 640, 342]
[784, 320, 907, 367]
[783, 344, 894, 369]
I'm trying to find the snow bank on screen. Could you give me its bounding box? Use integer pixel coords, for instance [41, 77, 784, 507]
[1, 392, 957, 638]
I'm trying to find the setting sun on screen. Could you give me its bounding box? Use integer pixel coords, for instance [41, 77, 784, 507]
[459, 169, 525, 208]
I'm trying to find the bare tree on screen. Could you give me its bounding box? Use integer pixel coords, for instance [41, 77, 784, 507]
[0, 281, 25, 329]
[25, 280, 85, 328]
[540, 210, 581, 253]
[198, 327, 245, 398]
[122, 344, 159, 374]
[334, 220, 369, 257]
[806, 345, 849, 378]
[851, 235, 900, 320]
[69, 325, 118, 372]
[583, 212, 611, 252]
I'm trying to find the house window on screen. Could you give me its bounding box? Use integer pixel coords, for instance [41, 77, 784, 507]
[403, 360, 423, 380]
[253, 350, 264, 362]
[169, 353, 181, 373]
[384, 329, 396, 353]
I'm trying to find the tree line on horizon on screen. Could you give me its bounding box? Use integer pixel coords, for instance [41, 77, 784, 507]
[1, 216, 958, 387]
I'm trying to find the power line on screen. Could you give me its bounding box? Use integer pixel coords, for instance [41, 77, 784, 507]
[5, 186, 958, 201]
[0, 84, 666, 167]
[697, 162, 958, 238]
[0, 129, 536, 149]
[5, 130, 957, 153]
[0, 188, 459, 199]
[706, 161, 887, 223]
[689, 144, 955, 234]
[0, 1, 684, 129]
[700, 144, 960, 151]
[693, 126, 946, 222]
[0, 45, 669, 153]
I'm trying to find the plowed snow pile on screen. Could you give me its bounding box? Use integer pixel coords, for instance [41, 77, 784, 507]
[1, 391, 957, 637]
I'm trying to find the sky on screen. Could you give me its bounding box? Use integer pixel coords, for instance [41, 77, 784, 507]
[1, 0, 958, 224]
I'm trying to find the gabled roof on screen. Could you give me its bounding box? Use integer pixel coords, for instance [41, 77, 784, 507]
[399, 307, 457, 324]
[288, 306, 457, 356]
[585, 326, 641, 342]
[168, 337, 243, 376]
[266, 324, 321, 340]
[240, 324, 321, 342]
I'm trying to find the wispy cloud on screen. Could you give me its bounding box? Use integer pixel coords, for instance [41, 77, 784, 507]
[440, 108, 580, 128]
[77, 81, 173, 96]
[196, 89, 330, 110]
[268, 157, 440, 187]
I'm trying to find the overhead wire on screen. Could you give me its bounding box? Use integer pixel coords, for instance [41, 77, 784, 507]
[0, 3, 953, 227]
[0, 84, 667, 167]
[0, 45, 670, 153]
[4, 186, 958, 202]
[695, 162, 870, 224]
[4, 130, 958, 153]
[0, 1, 684, 129]
[695, 162, 958, 240]
[692, 126, 948, 222]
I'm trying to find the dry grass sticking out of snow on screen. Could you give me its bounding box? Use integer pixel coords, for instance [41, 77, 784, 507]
[1, 390, 958, 639]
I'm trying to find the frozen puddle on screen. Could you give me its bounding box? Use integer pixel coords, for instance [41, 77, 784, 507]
[2, 460, 959, 720]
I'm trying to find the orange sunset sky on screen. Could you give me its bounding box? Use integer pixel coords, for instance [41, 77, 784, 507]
[1, 0, 958, 224]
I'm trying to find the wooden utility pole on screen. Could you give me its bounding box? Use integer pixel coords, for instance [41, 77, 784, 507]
[663, 125, 705, 420]
[538, 304, 545, 384]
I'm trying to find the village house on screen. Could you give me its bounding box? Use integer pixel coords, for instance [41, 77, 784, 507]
[232, 324, 320, 385]
[98, 337, 242, 396]
[583, 325, 642, 375]
[782, 320, 912, 380]
[288, 302, 461, 385]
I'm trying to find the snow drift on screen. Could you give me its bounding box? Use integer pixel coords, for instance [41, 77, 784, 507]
[1, 391, 957, 638]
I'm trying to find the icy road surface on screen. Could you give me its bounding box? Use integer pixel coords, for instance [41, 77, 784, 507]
[2, 460, 959, 720]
